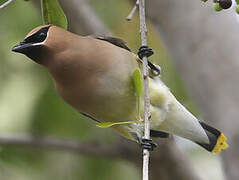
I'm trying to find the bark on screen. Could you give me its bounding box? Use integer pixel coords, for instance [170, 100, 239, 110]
[29, 0, 202, 179]
[145, 1, 239, 180]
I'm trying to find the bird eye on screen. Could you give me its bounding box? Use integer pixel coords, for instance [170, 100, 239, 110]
[39, 32, 46, 37]
[38, 32, 47, 42]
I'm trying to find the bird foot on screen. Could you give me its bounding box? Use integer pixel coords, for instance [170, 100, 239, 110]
[137, 46, 161, 76]
[139, 138, 157, 151]
[138, 46, 154, 59]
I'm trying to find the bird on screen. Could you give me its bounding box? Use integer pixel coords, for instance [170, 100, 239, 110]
[12, 24, 228, 153]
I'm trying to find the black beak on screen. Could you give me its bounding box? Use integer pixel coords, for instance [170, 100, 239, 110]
[12, 41, 43, 63]
[12, 42, 34, 54]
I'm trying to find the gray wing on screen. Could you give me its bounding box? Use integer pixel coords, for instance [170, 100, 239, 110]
[90, 35, 132, 52]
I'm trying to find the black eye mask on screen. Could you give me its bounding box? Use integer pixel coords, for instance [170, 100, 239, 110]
[22, 26, 50, 44]
[12, 26, 51, 63]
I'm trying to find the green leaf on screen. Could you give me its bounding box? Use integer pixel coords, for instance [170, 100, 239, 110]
[0, 0, 7, 4]
[97, 121, 136, 128]
[132, 68, 143, 116]
[213, 2, 223, 11]
[236, 5, 239, 14]
[41, 0, 68, 29]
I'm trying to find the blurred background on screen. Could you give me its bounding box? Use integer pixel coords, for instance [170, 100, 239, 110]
[0, 0, 238, 179]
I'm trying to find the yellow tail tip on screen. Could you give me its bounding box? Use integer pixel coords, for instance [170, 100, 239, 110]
[212, 133, 229, 154]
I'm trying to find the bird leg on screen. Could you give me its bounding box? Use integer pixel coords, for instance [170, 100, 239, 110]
[138, 137, 157, 151]
[137, 46, 161, 76]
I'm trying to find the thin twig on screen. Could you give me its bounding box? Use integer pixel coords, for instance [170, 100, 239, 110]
[138, 0, 151, 180]
[0, 0, 16, 9]
[126, 0, 139, 21]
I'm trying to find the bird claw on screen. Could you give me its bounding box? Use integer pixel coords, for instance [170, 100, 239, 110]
[137, 46, 161, 76]
[138, 46, 154, 59]
[138, 45, 154, 59]
[139, 138, 157, 151]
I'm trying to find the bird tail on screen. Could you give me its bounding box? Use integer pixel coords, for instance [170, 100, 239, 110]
[156, 98, 228, 153]
[196, 121, 228, 153]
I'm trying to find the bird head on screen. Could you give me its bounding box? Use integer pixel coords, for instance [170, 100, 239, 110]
[12, 24, 52, 64]
[12, 25, 70, 66]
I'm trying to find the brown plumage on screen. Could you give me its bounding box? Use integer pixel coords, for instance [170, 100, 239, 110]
[20, 25, 138, 124]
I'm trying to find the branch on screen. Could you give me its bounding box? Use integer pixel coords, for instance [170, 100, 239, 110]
[0, 0, 16, 9]
[138, 0, 151, 180]
[0, 135, 201, 179]
[0, 135, 128, 158]
[126, 0, 139, 21]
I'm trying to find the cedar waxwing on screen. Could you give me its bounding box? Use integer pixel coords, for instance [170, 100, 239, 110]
[12, 25, 228, 153]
